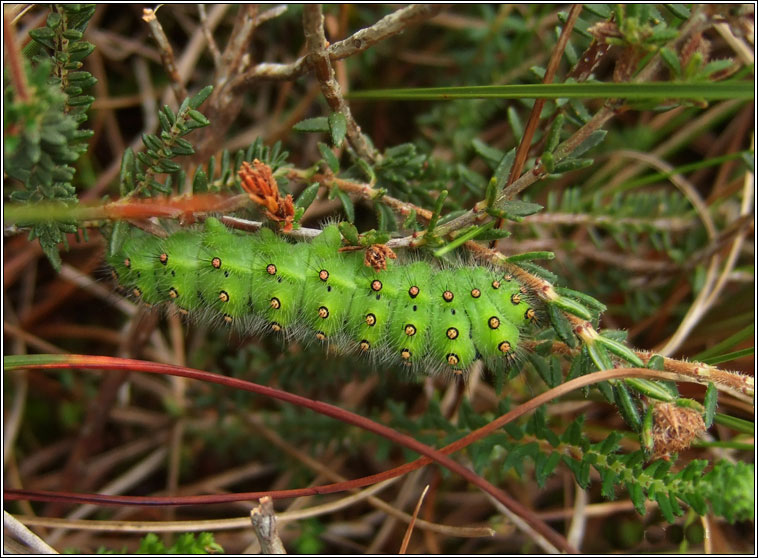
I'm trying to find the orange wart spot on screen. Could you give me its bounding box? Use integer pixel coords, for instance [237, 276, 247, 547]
[223, 314, 233, 324]
[365, 313, 376, 326]
[270, 322, 282, 332]
[239, 159, 295, 232]
[178, 308, 189, 316]
[319, 269, 329, 281]
[219, 290, 229, 302]
[124, 258, 131, 268]
[520, 285, 528, 294]
[404, 324, 416, 336]
[270, 297, 281, 309]
[110, 268, 119, 281]
[447, 353, 460, 366]
[132, 287, 142, 298]
[401, 349, 412, 360]
[212, 257, 222, 269]
[371, 280, 383, 292]
[446, 327, 459, 340]
[471, 288, 481, 298]
[315, 331, 327, 341]
[408, 285, 420, 298]
[504, 273, 513, 281]
[511, 293, 521, 305]
[488, 316, 500, 329]
[318, 306, 329, 319]
[525, 308, 538, 324]
[498, 341, 512, 354]
[169, 287, 179, 299]
[491, 280, 500, 289]
[442, 290, 454, 302]
[159, 253, 168, 265]
[266, 263, 277, 275]
[359, 340, 370, 352]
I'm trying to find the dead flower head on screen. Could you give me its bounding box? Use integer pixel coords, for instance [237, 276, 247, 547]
[650, 402, 706, 461]
[364, 244, 397, 271]
[239, 159, 295, 231]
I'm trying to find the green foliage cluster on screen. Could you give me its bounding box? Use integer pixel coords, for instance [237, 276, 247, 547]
[387, 399, 754, 524]
[121, 86, 213, 197]
[4, 4, 96, 270]
[95, 532, 223, 554]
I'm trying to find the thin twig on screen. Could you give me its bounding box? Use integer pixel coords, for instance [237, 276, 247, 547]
[142, 7, 188, 103]
[302, 5, 377, 162]
[4, 511, 58, 554]
[197, 4, 222, 68]
[231, 5, 445, 89]
[399, 485, 429, 554]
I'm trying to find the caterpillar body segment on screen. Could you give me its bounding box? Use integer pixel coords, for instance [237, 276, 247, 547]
[107, 218, 535, 376]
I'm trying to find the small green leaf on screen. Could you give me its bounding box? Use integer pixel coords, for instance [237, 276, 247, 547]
[295, 182, 321, 210]
[703, 382, 717, 428]
[646, 354, 665, 370]
[595, 335, 644, 367]
[188, 85, 214, 109]
[338, 222, 360, 245]
[551, 294, 592, 320]
[546, 113, 565, 152]
[624, 378, 676, 402]
[328, 112, 347, 147]
[192, 168, 208, 193]
[318, 142, 340, 173]
[46, 11, 62, 28]
[570, 130, 607, 158]
[553, 286, 606, 313]
[660, 47, 681, 77]
[498, 200, 543, 218]
[30, 27, 56, 49]
[614, 382, 641, 432]
[655, 492, 676, 523]
[552, 157, 594, 173]
[335, 189, 354, 223]
[627, 482, 646, 516]
[293, 116, 330, 133]
[187, 109, 210, 126]
[587, 341, 614, 371]
[505, 251, 555, 263]
[641, 404, 655, 454]
[547, 304, 576, 349]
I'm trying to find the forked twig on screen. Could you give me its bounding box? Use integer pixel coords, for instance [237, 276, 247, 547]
[250, 497, 286, 554]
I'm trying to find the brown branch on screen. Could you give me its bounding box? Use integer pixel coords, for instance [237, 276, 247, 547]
[231, 4, 446, 89]
[250, 497, 286, 554]
[142, 8, 187, 104]
[302, 4, 377, 163]
[197, 4, 222, 69]
[494, 4, 583, 241]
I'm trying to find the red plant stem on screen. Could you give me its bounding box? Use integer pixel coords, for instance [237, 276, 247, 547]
[4, 357, 689, 551]
[3, 12, 29, 102]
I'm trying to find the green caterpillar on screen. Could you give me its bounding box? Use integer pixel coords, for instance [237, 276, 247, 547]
[107, 218, 537, 376]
